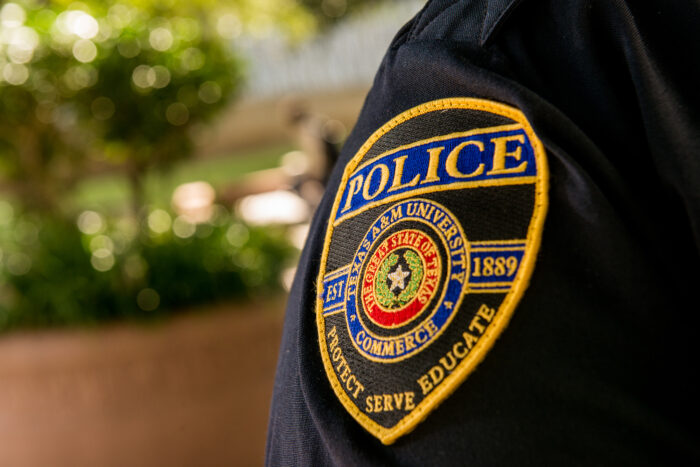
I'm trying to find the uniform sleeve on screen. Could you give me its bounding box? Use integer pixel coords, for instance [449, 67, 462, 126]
[265, 1, 700, 465]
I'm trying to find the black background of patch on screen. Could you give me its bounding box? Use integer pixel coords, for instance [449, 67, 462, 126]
[324, 292, 504, 428]
[363, 109, 515, 160]
[327, 187, 534, 271]
[323, 107, 536, 429]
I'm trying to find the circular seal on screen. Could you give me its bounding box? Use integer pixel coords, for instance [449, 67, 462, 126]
[361, 229, 440, 328]
[345, 198, 469, 362]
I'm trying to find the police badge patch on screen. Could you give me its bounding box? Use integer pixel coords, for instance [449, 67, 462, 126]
[316, 98, 548, 444]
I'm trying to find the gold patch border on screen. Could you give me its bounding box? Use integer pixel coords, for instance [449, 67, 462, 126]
[348, 123, 522, 175]
[315, 97, 549, 445]
[323, 264, 352, 281]
[470, 239, 526, 246]
[465, 287, 511, 293]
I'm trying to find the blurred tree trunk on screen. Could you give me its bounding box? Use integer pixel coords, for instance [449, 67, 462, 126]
[15, 126, 54, 212]
[127, 164, 146, 221]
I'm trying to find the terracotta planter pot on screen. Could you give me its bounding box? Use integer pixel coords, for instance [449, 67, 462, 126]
[0, 299, 285, 467]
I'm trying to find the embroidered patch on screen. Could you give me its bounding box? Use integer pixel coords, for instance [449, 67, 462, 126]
[316, 98, 548, 444]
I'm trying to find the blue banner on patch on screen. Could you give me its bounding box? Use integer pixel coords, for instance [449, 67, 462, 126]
[322, 266, 350, 314]
[469, 248, 525, 284]
[336, 125, 537, 222]
[466, 241, 526, 292]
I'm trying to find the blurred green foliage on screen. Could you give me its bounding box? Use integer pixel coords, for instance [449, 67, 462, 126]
[0, 0, 247, 212]
[0, 0, 313, 331]
[0, 201, 295, 331]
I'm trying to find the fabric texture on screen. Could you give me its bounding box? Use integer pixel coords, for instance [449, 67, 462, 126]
[265, 0, 700, 464]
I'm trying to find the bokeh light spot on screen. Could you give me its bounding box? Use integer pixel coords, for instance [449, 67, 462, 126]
[68, 11, 99, 39]
[237, 190, 309, 225]
[107, 4, 133, 29]
[225, 223, 249, 248]
[95, 19, 113, 42]
[91, 248, 115, 272]
[236, 247, 261, 269]
[6, 26, 40, 64]
[89, 235, 114, 253]
[2, 63, 29, 85]
[137, 288, 160, 311]
[171, 181, 215, 223]
[149, 27, 173, 51]
[179, 47, 205, 71]
[151, 65, 171, 89]
[166, 102, 189, 126]
[132, 64, 155, 88]
[64, 65, 98, 90]
[7, 252, 31, 276]
[73, 39, 98, 63]
[1, 3, 26, 29]
[147, 209, 172, 234]
[198, 81, 222, 104]
[172, 216, 196, 239]
[77, 210, 104, 235]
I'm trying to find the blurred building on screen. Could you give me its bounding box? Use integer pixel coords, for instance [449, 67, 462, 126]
[240, 0, 424, 98]
[200, 0, 424, 155]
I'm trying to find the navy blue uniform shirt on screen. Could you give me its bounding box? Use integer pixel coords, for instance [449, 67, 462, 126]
[266, 0, 700, 464]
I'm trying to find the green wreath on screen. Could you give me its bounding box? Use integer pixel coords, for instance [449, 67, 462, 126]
[375, 250, 424, 309]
